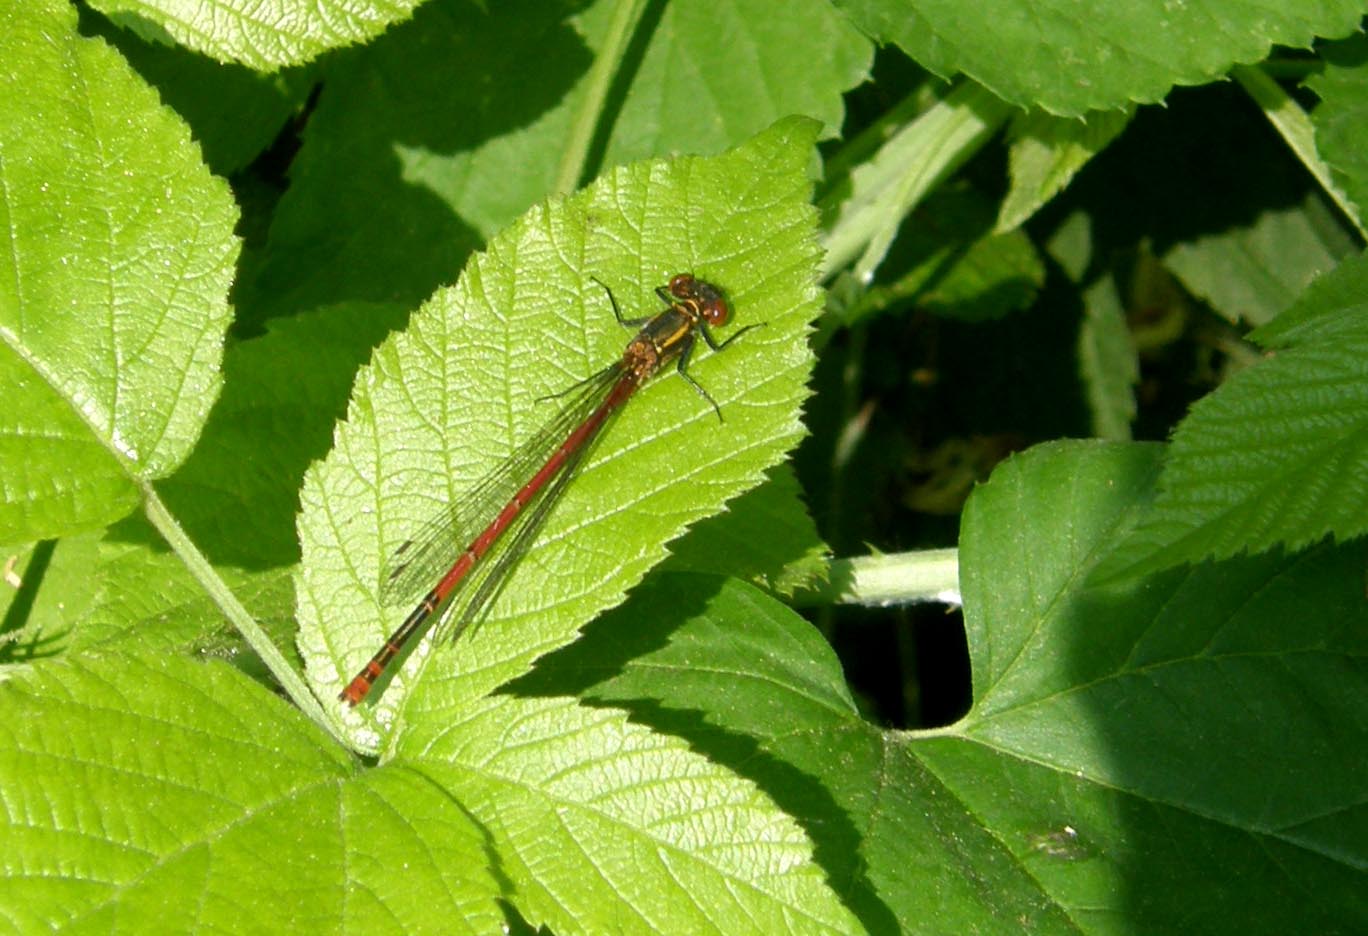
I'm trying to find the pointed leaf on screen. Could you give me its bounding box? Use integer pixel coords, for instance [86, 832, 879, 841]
[297, 117, 824, 742]
[997, 109, 1132, 232]
[1095, 252, 1368, 582]
[0, 0, 238, 544]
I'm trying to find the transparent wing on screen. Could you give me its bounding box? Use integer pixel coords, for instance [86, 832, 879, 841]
[440, 421, 602, 646]
[380, 362, 622, 609]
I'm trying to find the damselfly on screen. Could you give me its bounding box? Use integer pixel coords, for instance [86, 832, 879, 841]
[340, 273, 759, 705]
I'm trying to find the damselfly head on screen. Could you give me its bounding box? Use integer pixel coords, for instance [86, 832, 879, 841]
[669, 272, 731, 326]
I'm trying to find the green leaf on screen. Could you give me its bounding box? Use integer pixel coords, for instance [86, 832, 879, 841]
[1233, 62, 1365, 241]
[2, 303, 398, 690]
[819, 81, 1012, 281]
[0, 533, 292, 666]
[1307, 34, 1368, 227]
[411, 694, 861, 935]
[0, 0, 238, 545]
[1077, 275, 1138, 441]
[238, 0, 869, 322]
[160, 302, 407, 568]
[662, 463, 830, 597]
[85, 10, 318, 176]
[298, 117, 824, 741]
[1163, 190, 1355, 327]
[595, 0, 871, 166]
[1094, 252, 1368, 582]
[897, 187, 1045, 323]
[831, 0, 1366, 117]
[0, 653, 507, 933]
[827, 183, 1045, 332]
[87, 0, 420, 70]
[0, 650, 858, 933]
[524, 442, 1368, 932]
[997, 108, 1133, 232]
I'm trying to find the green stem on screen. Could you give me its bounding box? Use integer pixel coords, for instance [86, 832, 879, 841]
[792, 549, 961, 608]
[142, 483, 333, 734]
[554, 0, 646, 195]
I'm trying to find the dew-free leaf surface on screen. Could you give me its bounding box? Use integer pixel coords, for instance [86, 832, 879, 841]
[237, 0, 868, 322]
[832, 0, 1367, 116]
[87, 0, 420, 70]
[297, 117, 825, 745]
[0, 0, 239, 545]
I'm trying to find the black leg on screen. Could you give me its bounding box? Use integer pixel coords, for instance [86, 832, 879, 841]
[593, 276, 651, 328]
[698, 320, 766, 353]
[673, 336, 724, 421]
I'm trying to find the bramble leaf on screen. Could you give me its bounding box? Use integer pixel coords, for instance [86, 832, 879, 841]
[832, 0, 1366, 116]
[298, 117, 824, 742]
[1094, 252, 1368, 582]
[527, 442, 1368, 933]
[0, 0, 238, 544]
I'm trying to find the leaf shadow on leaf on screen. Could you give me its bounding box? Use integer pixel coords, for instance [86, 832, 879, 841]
[401, 764, 522, 919]
[580, 0, 668, 187]
[78, 4, 317, 178]
[958, 441, 1368, 932]
[236, 0, 597, 326]
[0, 541, 56, 663]
[106, 303, 407, 571]
[504, 572, 899, 936]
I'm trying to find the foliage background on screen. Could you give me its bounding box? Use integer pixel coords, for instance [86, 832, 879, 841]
[2, 0, 1366, 933]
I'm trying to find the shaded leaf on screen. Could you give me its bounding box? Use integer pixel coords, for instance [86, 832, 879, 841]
[2, 303, 398, 686]
[997, 108, 1132, 232]
[522, 442, 1368, 933]
[1163, 190, 1354, 326]
[1094, 253, 1368, 582]
[1307, 33, 1368, 225]
[410, 694, 861, 935]
[238, 0, 869, 322]
[662, 463, 830, 597]
[820, 81, 1012, 281]
[1077, 275, 1138, 440]
[83, 7, 318, 176]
